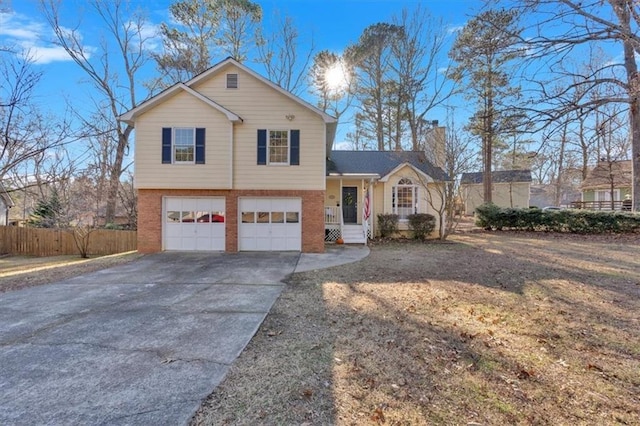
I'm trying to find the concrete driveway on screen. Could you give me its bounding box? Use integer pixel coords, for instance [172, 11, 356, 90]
[0, 252, 300, 425]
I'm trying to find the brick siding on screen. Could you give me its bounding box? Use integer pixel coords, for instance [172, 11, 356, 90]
[137, 189, 325, 253]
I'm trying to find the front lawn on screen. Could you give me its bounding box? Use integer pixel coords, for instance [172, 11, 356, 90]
[192, 232, 640, 425]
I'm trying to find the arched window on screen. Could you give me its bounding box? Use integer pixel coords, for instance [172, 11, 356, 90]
[392, 178, 418, 220]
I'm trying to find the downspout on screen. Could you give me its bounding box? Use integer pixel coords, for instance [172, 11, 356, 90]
[229, 122, 234, 188]
[369, 178, 375, 240]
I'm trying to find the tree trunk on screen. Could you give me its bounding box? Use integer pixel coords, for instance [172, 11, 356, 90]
[104, 127, 131, 224]
[484, 95, 493, 204]
[612, 0, 639, 210]
[555, 121, 567, 206]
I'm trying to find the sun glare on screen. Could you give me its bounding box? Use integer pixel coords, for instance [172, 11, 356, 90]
[325, 61, 349, 94]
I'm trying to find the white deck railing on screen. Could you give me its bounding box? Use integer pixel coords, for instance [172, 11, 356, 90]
[324, 206, 341, 224]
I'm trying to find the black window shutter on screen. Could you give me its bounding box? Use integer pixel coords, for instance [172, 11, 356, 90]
[162, 128, 172, 164]
[195, 128, 205, 164]
[257, 129, 267, 165]
[290, 129, 300, 165]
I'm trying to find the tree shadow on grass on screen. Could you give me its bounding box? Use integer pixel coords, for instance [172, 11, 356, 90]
[192, 233, 640, 425]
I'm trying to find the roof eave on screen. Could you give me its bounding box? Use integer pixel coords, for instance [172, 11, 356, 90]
[327, 173, 380, 179]
[380, 162, 433, 183]
[117, 83, 242, 125]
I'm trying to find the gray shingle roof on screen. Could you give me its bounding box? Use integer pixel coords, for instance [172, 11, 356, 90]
[460, 170, 532, 184]
[327, 150, 448, 181]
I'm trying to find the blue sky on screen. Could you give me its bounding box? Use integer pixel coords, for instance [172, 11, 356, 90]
[0, 1, 478, 147]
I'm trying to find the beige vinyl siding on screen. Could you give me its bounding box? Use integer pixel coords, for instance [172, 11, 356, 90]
[378, 166, 442, 235]
[325, 180, 341, 209]
[193, 64, 326, 190]
[134, 91, 232, 189]
[463, 182, 531, 215]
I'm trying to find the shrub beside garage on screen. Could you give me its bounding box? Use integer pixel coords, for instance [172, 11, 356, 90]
[475, 203, 640, 234]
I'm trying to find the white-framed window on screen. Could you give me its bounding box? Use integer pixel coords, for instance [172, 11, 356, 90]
[392, 177, 418, 220]
[595, 189, 619, 202]
[268, 130, 289, 165]
[173, 128, 195, 163]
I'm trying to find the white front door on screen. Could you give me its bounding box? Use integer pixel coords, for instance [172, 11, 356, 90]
[164, 197, 225, 251]
[239, 198, 301, 251]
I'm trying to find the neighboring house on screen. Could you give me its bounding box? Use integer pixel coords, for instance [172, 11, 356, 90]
[529, 183, 581, 208]
[121, 57, 447, 253]
[120, 57, 336, 253]
[0, 184, 14, 226]
[326, 151, 448, 242]
[578, 160, 632, 210]
[461, 170, 532, 215]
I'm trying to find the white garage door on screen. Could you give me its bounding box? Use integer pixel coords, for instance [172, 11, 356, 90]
[239, 198, 301, 251]
[164, 197, 225, 251]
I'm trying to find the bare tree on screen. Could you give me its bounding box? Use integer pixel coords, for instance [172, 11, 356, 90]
[413, 115, 478, 239]
[309, 50, 356, 148]
[391, 6, 453, 151]
[118, 171, 137, 229]
[41, 0, 151, 225]
[432, 121, 477, 239]
[1, 52, 71, 186]
[517, 0, 640, 210]
[256, 12, 315, 96]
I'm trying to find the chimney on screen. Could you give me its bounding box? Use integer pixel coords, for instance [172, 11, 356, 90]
[425, 125, 446, 169]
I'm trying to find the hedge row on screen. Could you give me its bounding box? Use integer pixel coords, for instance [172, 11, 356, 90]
[475, 203, 640, 234]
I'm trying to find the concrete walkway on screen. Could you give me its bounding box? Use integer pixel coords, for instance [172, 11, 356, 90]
[0, 247, 369, 425]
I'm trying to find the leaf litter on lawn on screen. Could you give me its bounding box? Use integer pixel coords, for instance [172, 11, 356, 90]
[192, 232, 640, 426]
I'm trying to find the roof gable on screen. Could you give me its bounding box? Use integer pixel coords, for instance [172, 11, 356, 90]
[119, 83, 242, 124]
[187, 57, 336, 124]
[328, 151, 449, 181]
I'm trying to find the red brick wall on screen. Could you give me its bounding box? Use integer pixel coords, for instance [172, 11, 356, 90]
[137, 189, 325, 253]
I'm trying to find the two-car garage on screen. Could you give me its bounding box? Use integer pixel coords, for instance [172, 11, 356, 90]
[163, 197, 302, 252]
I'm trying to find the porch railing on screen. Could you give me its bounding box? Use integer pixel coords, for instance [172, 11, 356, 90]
[325, 206, 341, 224]
[571, 200, 632, 211]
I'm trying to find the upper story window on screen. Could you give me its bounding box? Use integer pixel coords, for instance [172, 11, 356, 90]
[392, 177, 418, 220]
[268, 130, 289, 164]
[161, 127, 206, 164]
[173, 128, 195, 163]
[257, 129, 300, 166]
[226, 73, 238, 89]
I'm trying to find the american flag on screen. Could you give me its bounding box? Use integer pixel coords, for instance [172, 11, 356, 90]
[363, 186, 371, 220]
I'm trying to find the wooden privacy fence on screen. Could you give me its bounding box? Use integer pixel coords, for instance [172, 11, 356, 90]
[0, 226, 137, 257]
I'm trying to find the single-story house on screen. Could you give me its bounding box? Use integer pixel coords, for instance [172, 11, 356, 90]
[578, 160, 632, 210]
[461, 170, 532, 215]
[326, 150, 448, 242]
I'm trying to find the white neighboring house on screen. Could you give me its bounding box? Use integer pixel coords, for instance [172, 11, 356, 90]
[0, 184, 14, 226]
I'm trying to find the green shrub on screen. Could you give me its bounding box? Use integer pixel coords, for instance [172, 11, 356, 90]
[474, 204, 640, 234]
[407, 213, 436, 241]
[377, 213, 399, 237]
[475, 203, 502, 230]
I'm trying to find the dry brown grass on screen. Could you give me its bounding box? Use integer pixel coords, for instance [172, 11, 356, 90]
[192, 232, 640, 426]
[0, 251, 143, 293]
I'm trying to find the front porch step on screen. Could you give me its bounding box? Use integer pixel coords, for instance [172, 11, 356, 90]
[341, 225, 366, 244]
